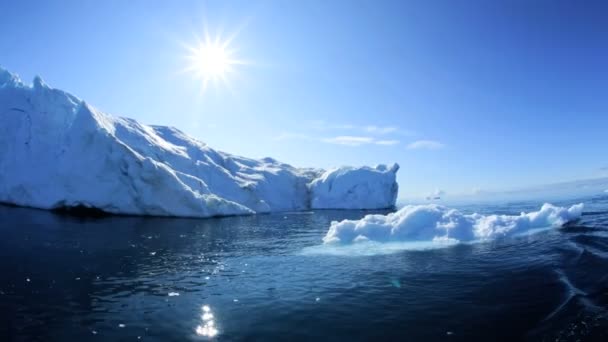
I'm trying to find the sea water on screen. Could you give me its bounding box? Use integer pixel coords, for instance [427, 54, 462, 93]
[1, 196, 607, 341]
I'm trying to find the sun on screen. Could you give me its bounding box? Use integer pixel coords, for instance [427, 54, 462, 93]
[184, 34, 243, 91]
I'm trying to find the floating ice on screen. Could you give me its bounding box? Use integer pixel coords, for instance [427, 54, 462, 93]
[323, 203, 584, 244]
[0, 67, 398, 217]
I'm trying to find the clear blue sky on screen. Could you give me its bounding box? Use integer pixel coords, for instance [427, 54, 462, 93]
[1, 0, 607, 199]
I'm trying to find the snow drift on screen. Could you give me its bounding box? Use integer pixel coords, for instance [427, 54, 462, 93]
[0, 67, 399, 217]
[323, 203, 584, 244]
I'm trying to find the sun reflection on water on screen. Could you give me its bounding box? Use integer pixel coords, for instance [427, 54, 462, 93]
[196, 305, 218, 338]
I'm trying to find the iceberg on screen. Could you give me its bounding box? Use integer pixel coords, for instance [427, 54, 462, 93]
[0, 67, 399, 218]
[323, 203, 584, 244]
[309, 164, 399, 210]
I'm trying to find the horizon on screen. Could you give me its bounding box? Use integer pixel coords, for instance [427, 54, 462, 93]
[2, 0, 607, 200]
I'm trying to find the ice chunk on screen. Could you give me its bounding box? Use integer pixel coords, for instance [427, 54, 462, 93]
[323, 203, 584, 244]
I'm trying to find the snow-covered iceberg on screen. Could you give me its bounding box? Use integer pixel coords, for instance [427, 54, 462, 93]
[309, 164, 399, 210]
[0, 67, 399, 217]
[323, 203, 584, 244]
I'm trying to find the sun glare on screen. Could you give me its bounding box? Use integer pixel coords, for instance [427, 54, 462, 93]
[184, 33, 243, 91]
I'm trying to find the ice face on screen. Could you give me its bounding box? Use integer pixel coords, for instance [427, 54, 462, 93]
[309, 163, 399, 210]
[0, 67, 399, 218]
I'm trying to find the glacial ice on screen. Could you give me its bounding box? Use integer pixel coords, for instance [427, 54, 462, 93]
[0, 67, 399, 217]
[323, 203, 584, 244]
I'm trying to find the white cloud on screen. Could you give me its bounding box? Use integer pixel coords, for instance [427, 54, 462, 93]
[322, 136, 401, 147]
[276, 132, 400, 147]
[375, 139, 400, 146]
[364, 125, 399, 135]
[322, 136, 375, 146]
[308, 120, 411, 136]
[406, 140, 445, 150]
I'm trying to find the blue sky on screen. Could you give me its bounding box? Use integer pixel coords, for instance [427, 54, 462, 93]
[1, 0, 607, 199]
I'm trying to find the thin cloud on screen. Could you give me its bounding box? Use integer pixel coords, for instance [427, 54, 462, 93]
[375, 139, 400, 146]
[322, 136, 375, 146]
[322, 136, 401, 147]
[407, 140, 445, 150]
[276, 132, 400, 147]
[364, 125, 399, 135]
[308, 120, 412, 136]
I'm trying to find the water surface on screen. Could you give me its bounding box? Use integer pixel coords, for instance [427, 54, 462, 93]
[1, 197, 607, 341]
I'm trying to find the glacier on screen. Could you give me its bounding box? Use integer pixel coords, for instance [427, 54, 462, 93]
[0, 67, 399, 218]
[323, 203, 584, 244]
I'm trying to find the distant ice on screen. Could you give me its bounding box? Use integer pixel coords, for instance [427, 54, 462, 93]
[0, 67, 399, 218]
[309, 163, 399, 209]
[323, 203, 584, 244]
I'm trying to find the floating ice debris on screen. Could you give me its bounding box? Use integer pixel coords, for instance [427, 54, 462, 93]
[447, 331, 453, 335]
[205, 276, 210, 280]
[149, 252, 156, 256]
[233, 299, 239, 302]
[323, 203, 584, 244]
[75, 277, 80, 281]
[315, 297, 321, 302]
[118, 324, 126, 328]
[91, 330, 98, 335]
[26, 278, 30, 282]
[168, 292, 180, 297]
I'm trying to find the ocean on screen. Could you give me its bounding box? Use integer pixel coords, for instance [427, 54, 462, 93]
[1, 196, 607, 341]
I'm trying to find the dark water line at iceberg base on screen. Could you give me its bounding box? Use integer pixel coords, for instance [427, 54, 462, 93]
[0, 201, 397, 220]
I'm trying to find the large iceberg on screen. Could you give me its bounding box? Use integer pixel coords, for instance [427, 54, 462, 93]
[0, 67, 399, 218]
[323, 203, 584, 244]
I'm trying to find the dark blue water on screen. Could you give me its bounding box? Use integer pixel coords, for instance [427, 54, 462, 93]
[1, 197, 607, 341]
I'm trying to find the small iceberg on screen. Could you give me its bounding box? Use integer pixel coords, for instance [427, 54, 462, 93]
[323, 203, 584, 244]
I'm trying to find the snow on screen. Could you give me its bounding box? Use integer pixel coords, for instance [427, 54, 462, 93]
[309, 163, 399, 209]
[323, 203, 584, 244]
[0, 67, 399, 217]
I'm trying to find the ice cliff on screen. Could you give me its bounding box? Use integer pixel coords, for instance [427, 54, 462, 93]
[0, 67, 399, 218]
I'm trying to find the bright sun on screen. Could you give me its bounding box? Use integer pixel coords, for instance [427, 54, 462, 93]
[184, 34, 242, 90]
